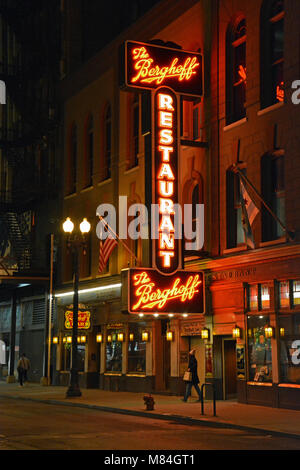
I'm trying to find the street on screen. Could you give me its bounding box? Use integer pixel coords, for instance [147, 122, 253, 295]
[0, 398, 300, 451]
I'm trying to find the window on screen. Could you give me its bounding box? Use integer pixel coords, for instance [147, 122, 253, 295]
[247, 315, 272, 382]
[226, 168, 245, 248]
[104, 104, 112, 179]
[260, 0, 284, 108]
[261, 284, 271, 310]
[246, 283, 272, 311]
[105, 329, 123, 372]
[249, 285, 258, 311]
[84, 115, 93, 187]
[279, 313, 300, 384]
[293, 281, 300, 307]
[279, 280, 290, 308]
[128, 323, 146, 373]
[128, 93, 139, 168]
[183, 174, 204, 256]
[226, 17, 246, 124]
[68, 123, 77, 194]
[261, 152, 285, 242]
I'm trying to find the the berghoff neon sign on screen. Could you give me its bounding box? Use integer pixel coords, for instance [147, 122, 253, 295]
[128, 268, 204, 314]
[121, 40, 203, 98]
[131, 46, 200, 86]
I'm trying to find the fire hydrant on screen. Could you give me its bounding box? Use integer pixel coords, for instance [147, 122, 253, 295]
[143, 394, 155, 410]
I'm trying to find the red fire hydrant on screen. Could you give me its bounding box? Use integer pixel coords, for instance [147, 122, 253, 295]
[143, 394, 155, 410]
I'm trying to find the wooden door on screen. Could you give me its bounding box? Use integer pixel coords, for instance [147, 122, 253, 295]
[223, 339, 237, 399]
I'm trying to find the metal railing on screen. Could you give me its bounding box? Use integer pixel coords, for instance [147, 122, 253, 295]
[200, 382, 217, 417]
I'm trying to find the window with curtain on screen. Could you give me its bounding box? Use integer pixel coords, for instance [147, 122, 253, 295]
[104, 104, 112, 179]
[226, 17, 246, 124]
[260, 0, 284, 108]
[85, 115, 93, 187]
[261, 152, 285, 242]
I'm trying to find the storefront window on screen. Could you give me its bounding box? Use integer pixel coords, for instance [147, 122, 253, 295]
[249, 285, 258, 310]
[128, 323, 146, 373]
[261, 284, 270, 310]
[62, 339, 85, 372]
[247, 315, 272, 382]
[293, 281, 300, 307]
[279, 314, 300, 384]
[105, 329, 122, 372]
[279, 281, 290, 308]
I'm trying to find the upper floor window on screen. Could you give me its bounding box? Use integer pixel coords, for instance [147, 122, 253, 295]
[128, 92, 139, 169]
[226, 168, 245, 248]
[226, 17, 246, 124]
[261, 151, 285, 242]
[260, 0, 284, 108]
[67, 123, 77, 195]
[104, 104, 112, 179]
[84, 114, 94, 187]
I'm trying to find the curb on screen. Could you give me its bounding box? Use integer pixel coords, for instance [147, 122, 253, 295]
[1, 393, 300, 441]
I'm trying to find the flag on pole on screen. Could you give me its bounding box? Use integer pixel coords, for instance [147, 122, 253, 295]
[240, 179, 259, 249]
[98, 234, 117, 273]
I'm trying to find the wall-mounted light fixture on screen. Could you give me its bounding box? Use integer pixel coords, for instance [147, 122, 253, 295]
[201, 328, 210, 341]
[52, 337, 58, 344]
[142, 331, 149, 342]
[264, 325, 274, 338]
[107, 334, 112, 343]
[117, 333, 124, 342]
[232, 326, 242, 339]
[96, 334, 103, 343]
[80, 336, 86, 343]
[166, 331, 174, 341]
[67, 336, 72, 343]
[129, 333, 134, 342]
[279, 327, 285, 337]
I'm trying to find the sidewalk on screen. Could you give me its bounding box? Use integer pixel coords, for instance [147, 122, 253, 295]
[1, 380, 300, 440]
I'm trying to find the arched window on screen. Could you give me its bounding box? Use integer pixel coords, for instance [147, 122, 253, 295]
[84, 114, 93, 187]
[261, 151, 285, 241]
[68, 123, 77, 194]
[104, 104, 112, 179]
[260, 0, 284, 108]
[226, 17, 246, 124]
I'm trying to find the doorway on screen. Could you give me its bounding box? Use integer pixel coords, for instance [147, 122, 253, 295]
[222, 338, 237, 399]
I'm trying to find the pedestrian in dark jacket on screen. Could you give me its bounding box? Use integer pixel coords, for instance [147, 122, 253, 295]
[182, 349, 202, 402]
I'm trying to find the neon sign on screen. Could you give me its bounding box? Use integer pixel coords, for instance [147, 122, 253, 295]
[154, 87, 180, 274]
[121, 40, 203, 98]
[128, 268, 204, 314]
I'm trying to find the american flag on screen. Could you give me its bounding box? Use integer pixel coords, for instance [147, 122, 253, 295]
[98, 234, 118, 273]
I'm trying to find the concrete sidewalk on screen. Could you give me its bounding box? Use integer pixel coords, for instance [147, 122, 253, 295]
[1, 380, 300, 440]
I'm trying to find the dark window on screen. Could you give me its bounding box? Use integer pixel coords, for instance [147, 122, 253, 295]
[226, 169, 245, 248]
[69, 124, 77, 194]
[85, 115, 93, 187]
[226, 17, 246, 124]
[261, 152, 285, 241]
[104, 105, 112, 179]
[128, 93, 139, 169]
[260, 0, 284, 108]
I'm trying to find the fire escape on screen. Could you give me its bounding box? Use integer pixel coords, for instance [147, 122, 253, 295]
[0, 0, 61, 276]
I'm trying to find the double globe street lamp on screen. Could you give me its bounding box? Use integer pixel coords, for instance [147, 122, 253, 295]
[62, 217, 91, 397]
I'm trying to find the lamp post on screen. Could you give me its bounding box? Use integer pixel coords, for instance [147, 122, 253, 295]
[63, 217, 91, 398]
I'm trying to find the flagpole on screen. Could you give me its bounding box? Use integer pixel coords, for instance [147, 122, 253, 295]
[98, 216, 139, 263]
[232, 164, 295, 242]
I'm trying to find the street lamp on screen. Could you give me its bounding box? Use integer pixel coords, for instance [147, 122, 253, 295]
[63, 216, 91, 398]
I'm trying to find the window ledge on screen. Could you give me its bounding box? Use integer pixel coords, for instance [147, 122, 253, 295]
[124, 165, 140, 175]
[257, 101, 284, 116]
[247, 381, 273, 386]
[223, 117, 247, 132]
[98, 178, 112, 187]
[278, 383, 300, 389]
[259, 236, 287, 248]
[126, 373, 146, 377]
[104, 372, 122, 376]
[80, 185, 94, 193]
[64, 192, 77, 200]
[223, 244, 248, 255]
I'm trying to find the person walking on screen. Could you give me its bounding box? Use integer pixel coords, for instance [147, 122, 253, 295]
[17, 353, 30, 387]
[182, 349, 202, 402]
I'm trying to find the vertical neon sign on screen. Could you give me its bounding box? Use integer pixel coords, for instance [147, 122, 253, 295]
[153, 87, 181, 275]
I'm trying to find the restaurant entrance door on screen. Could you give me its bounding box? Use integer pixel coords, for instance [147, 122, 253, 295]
[223, 338, 237, 399]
